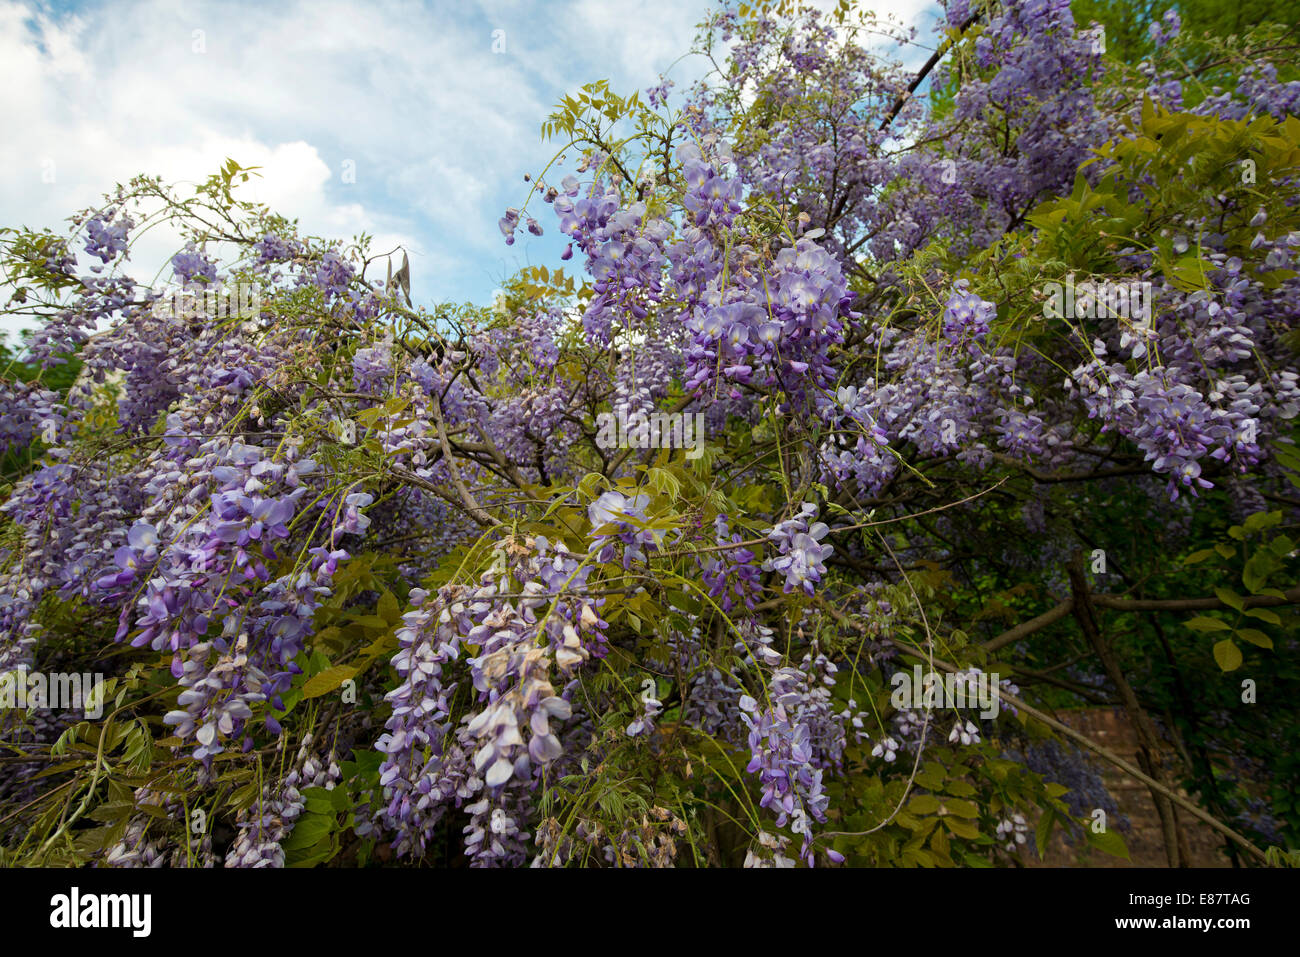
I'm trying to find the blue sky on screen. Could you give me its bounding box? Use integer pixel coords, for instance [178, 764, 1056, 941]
[0, 0, 941, 343]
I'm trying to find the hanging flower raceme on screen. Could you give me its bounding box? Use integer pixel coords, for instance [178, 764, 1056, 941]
[588, 490, 663, 568]
[373, 536, 606, 862]
[699, 514, 762, 612]
[739, 673, 832, 866]
[762, 502, 834, 596]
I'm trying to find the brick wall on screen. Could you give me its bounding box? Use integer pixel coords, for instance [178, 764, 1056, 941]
[1021, 708, 1234, 867]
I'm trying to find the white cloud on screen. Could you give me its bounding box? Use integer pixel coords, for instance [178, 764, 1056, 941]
[0, 0, 943, 345]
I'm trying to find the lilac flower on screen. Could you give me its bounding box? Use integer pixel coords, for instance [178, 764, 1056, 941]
[762, 503, 834, 595]
[949, 719, 981, 746]
[253, 232, 303, 265]
[626, 681, 662, 737]
[1149, 9, 1180, 48]
[83, 214, 132, 264]
[942, 280, 996, 345]
[498, 207, 520, 245]
[700, 514, 762, 612]
[587, 491, 661, 566]
[739, 684, 827, 865]
[871, 735, 899, 763]
[171, 245, 218, 284]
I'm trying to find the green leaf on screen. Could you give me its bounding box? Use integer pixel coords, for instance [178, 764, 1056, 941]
[301, 665, 358, 700]
[1234, 628, 1273, 649]
[908, 794, 942, 815]
[1243, 552, 1274, 593]
[1213, 639, 1243, 672]
[1035, 808, 1056, 859]
[1214, 587, 1244, 612]
[302, 786, 350, 813]
[377, 590, 401, 626]
[286, 838, 336, 868]
[945, 780, 977, 798]
[1167, 255, 1210, 290]
[943, 798, 979, 819]
[302, 790, 337, 815]
[942, 816, 980, 840]
[1272, 441, 1300, 471]
[341, 749, 384, 779]
[1183, 548, 1218, 564]
[1185, 616, 1230, 633]
[914, 763, 946, 791]
[281, 813, 333, 851]
[1085, 826, 1130, 860]
[1241, 510, 1283, 535]
[1244, 607, 1282, 625]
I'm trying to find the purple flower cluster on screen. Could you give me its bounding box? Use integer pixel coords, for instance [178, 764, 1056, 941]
[1148, 9, 1181, 48]
[588, 490, 663, 567]
[0, 380, 65, 457]
[645, 76, 675, 109]
[171, 245, 218, 284]
[543, 172, 671, 345]
[87, 440, 365, 762]
[226, 734, 340, 867]
[699, 514, 762, 612]
[942, 280, 996, 346]
[679, 143, 743, 230]
[253, 232, 304, 265]
[83, 213, 132, 264]
[373, 586, 477, 857]
[464, 790, 532, 866]
[307, 248, 356, 300]
[1068, 359, 1265, 499]
[351, 337, 393, 394]
[625, 680, 662, 737]
[762, 502, 833, 596]
[995, 813, 1029, 852]
[683, 237, 853, 398]
[738, 678, 828, 865]
[464, 611, 573, 786]
[497, 206, 541, 246]
[818, 383, 891, 488]
[373, 536, 606, 861]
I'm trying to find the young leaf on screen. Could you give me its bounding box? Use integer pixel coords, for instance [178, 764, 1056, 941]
[1214, 587, 1244, 612]
[1035, 808, 1055, 859]
[301, 665, 359, 700]
[1234, 628, 1273, 649]
[1085, 825, 1129, 860]
[1244, 607, 1282, 625]
[377, 590, 401, 626]
[1213, 639, 1243, 672]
